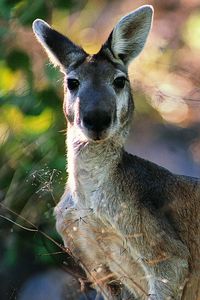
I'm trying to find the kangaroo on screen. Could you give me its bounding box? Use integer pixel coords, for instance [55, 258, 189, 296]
[33, 5, 200, 300]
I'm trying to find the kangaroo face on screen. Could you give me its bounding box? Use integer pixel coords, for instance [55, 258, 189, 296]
[32, 5, 153, 142]
[64, 54, 133, 141]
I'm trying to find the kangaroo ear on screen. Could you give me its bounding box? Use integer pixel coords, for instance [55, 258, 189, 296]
[104, 5, 153, 66]
[32, 19, 86, 70]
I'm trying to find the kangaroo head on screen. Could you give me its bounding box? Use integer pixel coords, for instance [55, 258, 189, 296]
[33, 6, 153, 143]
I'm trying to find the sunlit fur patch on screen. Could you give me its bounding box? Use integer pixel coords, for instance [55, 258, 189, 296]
[116, 87, 134, 128]
[63, 94, 74, 124]
[120, 105, 129, 126]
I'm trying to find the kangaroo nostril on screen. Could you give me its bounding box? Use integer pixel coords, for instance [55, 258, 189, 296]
[83, 111, 111, 132]
[83, 115, 94, 128]
[103, 115, 112, 127]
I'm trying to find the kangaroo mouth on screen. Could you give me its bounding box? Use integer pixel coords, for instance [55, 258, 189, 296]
[89, 130, 110, 141]
[80, 110, 112, 142]
[81, 127, 110, 142]
[79, 118, 112, 142]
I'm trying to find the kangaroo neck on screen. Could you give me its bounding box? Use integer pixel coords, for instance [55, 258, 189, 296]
[66, 126, 123, 202]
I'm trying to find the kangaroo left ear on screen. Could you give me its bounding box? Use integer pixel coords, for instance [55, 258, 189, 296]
[32, 19, 86, 70]
[104, 5, 154, 66]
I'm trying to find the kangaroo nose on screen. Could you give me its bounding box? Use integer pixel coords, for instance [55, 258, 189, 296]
[83, 110, 112, 132]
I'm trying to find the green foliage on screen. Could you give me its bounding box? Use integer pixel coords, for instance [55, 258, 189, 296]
[0, 1, 72, 297]
[13, 0, 50, 26]
[6, 49, 31, 71]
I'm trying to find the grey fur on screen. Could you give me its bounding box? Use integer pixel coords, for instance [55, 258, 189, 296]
[33, 5, 200, 300]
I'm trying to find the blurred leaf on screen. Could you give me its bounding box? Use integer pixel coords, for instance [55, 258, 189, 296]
[23, 108, 54, 135]
[53, 0, 72, 9]
[13, 0, 50, 26]
[20, 93, 45, 116]
[0, 105, 24, 134]
[6, 49, 31, 71]
[2, 93, 45, 116]
[0, 26, 9, 39]
[52, 0, 84, 10]
[37, 88, 61, 108]
[3, 238, 18, 267]
[0, 105, 54, 136]
[0, 62, 22, 95]
[0, 0, 12, 20]
[44, 64, 61, 87]
[183, 11, 200, 50]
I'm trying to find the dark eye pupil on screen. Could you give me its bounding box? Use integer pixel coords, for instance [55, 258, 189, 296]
[113, 77, 126, 89]
[67, 78, 79, 91]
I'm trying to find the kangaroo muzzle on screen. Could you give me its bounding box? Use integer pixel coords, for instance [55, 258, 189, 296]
[81, 108, 113, 141]
[83, 110, 111, 132]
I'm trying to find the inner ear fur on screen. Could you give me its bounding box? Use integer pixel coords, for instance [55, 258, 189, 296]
[103, 5, 154, 66]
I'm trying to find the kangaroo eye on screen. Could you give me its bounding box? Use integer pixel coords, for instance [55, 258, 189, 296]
[67, 78, 80, 91]
[113, 76, 126, 89]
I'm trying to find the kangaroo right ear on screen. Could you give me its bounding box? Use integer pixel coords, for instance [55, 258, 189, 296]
[32, 19, 86, 70]
[104, 5, 153, 66]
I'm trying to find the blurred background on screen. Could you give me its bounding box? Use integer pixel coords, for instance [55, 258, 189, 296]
[0, 0, 200, 299]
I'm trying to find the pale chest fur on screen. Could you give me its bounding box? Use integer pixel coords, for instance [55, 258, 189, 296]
[67, 136, 122, 214]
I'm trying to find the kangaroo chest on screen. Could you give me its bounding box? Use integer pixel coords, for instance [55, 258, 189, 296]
[68, 148, 118, 213]
[71, 162, 112, 212]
